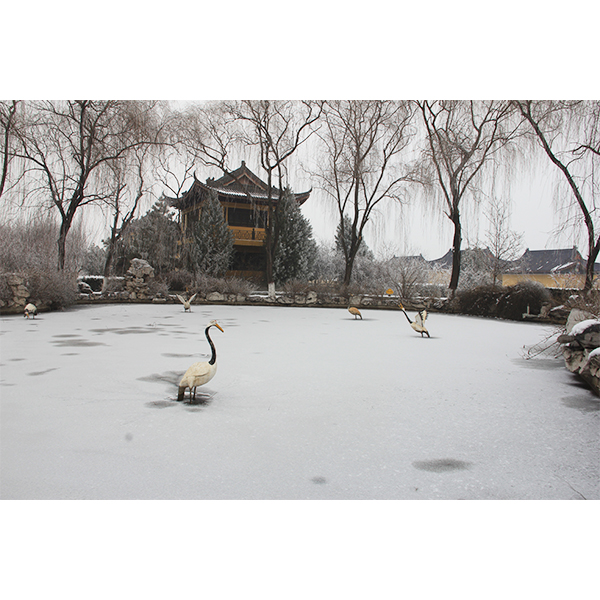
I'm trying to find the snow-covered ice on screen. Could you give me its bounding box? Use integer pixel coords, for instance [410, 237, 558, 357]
[1, 303, 598, 499]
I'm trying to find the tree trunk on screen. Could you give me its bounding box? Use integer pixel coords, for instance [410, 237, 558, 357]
[343, 249, 357, 286]
[57, 221, 69, 271]
[265, 211, 275, 297]
[584, 239, 599, 293]
[448, 208, 462, 294]
[103, 246, 115, 278]
[102, 222, 117, 277]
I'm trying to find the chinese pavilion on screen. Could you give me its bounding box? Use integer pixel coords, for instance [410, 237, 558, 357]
[170, 161, 311, 282]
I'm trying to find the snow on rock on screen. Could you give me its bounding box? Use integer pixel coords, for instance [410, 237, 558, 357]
[569, 319, 600, 337]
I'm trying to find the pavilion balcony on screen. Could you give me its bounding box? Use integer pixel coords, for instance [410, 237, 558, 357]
[230, 226, 267, 246]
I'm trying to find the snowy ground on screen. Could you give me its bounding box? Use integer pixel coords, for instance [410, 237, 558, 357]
[1, 303, 598, 500]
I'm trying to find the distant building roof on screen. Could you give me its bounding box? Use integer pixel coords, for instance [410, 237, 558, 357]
[521, 247, 584, 273]
[404, 246, 600, 274]
[425, 248, 494, 270]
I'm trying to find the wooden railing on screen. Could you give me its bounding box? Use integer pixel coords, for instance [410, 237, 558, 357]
[230, 226, 267, 243]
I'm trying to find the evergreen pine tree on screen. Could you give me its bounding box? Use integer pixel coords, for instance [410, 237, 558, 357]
[334, 215, 374, 260]
[193, 190, 234, 276]
[273, 187, 317, 284]
[118, 198, 179, 275]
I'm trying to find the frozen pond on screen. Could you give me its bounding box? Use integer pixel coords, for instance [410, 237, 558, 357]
[1, 303, 598, 499]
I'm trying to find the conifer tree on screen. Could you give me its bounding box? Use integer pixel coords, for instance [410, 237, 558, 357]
[118, 198, 179, 275]
[273, 187, 317, 284]
[193, 189, 234, 276]
[335, 215, 374, 260]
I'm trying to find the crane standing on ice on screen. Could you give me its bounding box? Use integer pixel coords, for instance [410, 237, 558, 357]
[348, 305, 362, 320]
[399, 303, 430, 337]
[177, 320, 224, 402]
[176, 293, 197, 312]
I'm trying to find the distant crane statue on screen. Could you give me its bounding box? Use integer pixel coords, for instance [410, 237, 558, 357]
[399, 303, 430, 337]
[177, 320, 224, 403]
[348, 305, 362, 320]
[176, 293, 197, 312]
[24, 303, 37, 319]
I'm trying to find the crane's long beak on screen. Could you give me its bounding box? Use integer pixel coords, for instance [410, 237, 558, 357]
[214, 323, 224, 333]
[398, 303, 404, 310]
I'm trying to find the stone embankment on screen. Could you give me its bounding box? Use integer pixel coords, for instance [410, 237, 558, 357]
[0, 274, 30, 313]
[79, 286, 431, 311]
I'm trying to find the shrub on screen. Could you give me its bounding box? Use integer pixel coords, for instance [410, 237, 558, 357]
[456, 280, 552, 320]
[102, 277, 125, 293]
[219, 277, 257, 296]
[0, 218, 88, 273]
[24, 269, 78, 309]
[0, 274, 12, 305]
[281, 280, 313, 295]
[165, 269, 195, 292]
[191, 274, 257, 297]
[148, 279, 170, 298]
[456, 284, 504, 317]
[496, 280, 551, 320]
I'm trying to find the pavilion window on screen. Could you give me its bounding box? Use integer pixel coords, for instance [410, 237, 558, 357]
[227, 207, 266, 228]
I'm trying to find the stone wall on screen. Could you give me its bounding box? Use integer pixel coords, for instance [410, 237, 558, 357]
[0, 274, 31, 313]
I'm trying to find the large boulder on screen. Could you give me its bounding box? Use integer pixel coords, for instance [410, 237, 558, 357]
[206, 291, 225, 302]
[124, 259, 155, 301]
[558, 310, 600, 396]
[127, 258, 155, 279]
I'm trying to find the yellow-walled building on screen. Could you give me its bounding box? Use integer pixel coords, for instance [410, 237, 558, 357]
[501, 247, 600, 289]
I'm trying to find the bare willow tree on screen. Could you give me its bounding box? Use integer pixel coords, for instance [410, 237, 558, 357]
[484, 196, 524, 286]
[102, 145, 155, 277]
[513, 100, 600, 291]
[0, 100, 21, 200]
[315, 100, 418, 286]
[153, 104, 213, 205]
[224, 100, 323, 295]
[16, 100, 163, 271]
[417, 100, 521, 295]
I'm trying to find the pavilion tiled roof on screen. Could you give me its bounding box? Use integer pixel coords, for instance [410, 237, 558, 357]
[170, 161, 311, 210]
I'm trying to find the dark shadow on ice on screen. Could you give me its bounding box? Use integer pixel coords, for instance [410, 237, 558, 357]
[186, 393, 213, 406]
[412, 459, 472, 472]
[346, 317, 378, 322]
[311, 476, 328, 484]
[513, 358, 562, 370]
[89, 327, 163, 335]
[137, 371, 181, 386]
[561, 395, 600, 412]
[52, 339, 106, 347]
[145, 399, 178, 409]
[27, 368, 59, 377]
[161, 352, 196, 358]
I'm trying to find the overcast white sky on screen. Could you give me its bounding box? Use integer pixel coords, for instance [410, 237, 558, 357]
[4, 2, 597, 260]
